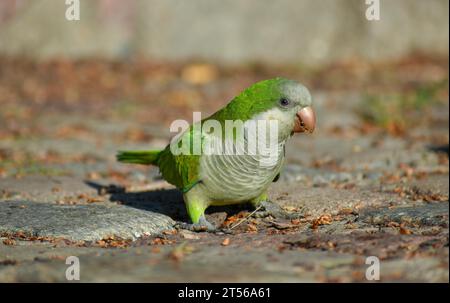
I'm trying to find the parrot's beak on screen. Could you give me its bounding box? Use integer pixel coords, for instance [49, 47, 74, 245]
[294, 106, 316, 133]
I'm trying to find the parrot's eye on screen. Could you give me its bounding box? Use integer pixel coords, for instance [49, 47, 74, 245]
[279, 98, 290, 107]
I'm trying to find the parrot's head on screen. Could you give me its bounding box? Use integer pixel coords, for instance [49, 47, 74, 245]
[232, 77, 316, 142]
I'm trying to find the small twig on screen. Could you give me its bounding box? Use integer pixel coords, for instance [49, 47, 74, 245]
[229, 205, 263, 230]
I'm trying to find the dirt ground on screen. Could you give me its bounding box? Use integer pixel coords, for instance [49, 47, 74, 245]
[0, 55, 448, 282]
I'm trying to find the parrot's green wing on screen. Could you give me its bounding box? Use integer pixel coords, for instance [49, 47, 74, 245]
[157, 148, 200, 193]
[157, 125, 202, 193]
[117, 124, 205, 193]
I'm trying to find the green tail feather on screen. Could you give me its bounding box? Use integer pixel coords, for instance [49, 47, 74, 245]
[116, 150, 161, 165]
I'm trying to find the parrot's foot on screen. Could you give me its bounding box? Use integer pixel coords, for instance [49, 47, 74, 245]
[253, 200, 301, 220]
[175, 215, 231, 234]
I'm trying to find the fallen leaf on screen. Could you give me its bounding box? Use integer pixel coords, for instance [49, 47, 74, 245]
[2, 239, 16, 246]
[180, 230, 199, 240]
[291, 219, 301, 225]
[311, 214, 333, 229]
[399, 225, 412, 235]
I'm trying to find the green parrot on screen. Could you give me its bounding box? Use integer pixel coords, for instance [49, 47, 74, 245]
[117, 77, 316, 231]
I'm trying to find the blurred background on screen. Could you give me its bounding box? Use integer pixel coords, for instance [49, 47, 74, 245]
[0, 0, 448, 63]
[0, 0, 448, 185]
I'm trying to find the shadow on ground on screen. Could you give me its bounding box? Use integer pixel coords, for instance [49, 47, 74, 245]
[428, 144, 449, 156]
[84, 180, 251, 223]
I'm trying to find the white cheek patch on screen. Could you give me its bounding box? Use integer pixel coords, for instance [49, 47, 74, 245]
[253, 108, 291, 125]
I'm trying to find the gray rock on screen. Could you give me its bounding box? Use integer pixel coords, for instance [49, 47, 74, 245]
[0, 201, 175, 241]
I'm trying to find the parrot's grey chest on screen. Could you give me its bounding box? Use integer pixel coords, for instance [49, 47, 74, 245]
[198, 141, 285, 203]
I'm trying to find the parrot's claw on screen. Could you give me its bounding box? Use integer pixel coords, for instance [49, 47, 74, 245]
[253, 200, 301, 220]
[175, 215, 231, 234]
[175, 221, 213, 232]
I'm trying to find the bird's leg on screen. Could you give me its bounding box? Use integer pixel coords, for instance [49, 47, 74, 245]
[176, 214, 216, 232]
[175, 187, 228, 233]
[250, 192, 301, 220]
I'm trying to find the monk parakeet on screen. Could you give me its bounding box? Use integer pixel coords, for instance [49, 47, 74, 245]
[117, 78, 315, 231]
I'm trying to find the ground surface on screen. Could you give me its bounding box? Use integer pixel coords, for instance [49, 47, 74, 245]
[0, 56, 448, 282]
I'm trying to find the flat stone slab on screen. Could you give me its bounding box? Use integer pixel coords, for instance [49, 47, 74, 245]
[0, 201, 175, 241]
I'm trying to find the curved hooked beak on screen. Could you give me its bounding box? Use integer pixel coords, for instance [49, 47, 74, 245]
[294, 106, 316, 133]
